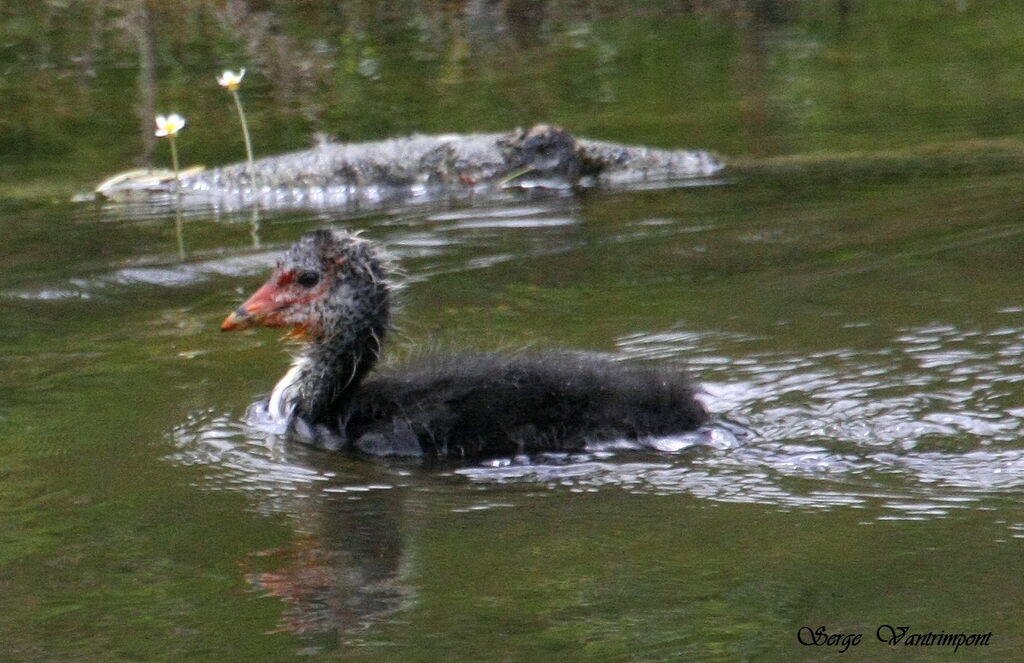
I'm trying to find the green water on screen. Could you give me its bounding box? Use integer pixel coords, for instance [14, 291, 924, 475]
[3, 2, 1024, 661]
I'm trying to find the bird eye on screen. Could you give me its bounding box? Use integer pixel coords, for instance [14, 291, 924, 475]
[296, 271, 321, 288]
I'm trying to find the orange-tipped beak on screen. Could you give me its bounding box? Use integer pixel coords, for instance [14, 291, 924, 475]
[221, 307, 255, 331]
[221, 279, 286, 332]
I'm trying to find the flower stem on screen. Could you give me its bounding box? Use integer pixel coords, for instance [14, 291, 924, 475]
[175, 205, 185, 260]
[232, 89, 255, 174]
[168, 135, 180, 189]
[169, 136, 185, 259]
[250, 205, 261, 249]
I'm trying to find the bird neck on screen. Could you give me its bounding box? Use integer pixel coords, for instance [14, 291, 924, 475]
[295, 311, 388, 422]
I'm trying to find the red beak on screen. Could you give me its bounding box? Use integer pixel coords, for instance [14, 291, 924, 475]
[221, 278, 286, 331]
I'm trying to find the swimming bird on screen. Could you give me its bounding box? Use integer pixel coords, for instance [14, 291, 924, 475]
[222, 229, 707, 458]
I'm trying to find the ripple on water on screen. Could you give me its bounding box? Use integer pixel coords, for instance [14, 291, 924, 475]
[8, 201, 589, 301]
[169, 409, 338, 512]
[6, 249, 283, 301]
[614, 321, 1024, 518]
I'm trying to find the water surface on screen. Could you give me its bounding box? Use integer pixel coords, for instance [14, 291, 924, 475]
[3, 3, 1024, 661]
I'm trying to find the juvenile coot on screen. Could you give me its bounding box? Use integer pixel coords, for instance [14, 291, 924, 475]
[222, 229, 707, 458]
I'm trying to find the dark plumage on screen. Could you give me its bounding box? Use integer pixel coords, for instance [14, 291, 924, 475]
[222, 229, 707, 459]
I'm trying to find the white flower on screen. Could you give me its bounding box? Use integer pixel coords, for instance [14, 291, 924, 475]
[155, 113, 186, 138]
[217, 68, 246, 92]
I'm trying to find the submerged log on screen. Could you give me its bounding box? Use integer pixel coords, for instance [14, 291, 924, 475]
[96, 125, 722, 209]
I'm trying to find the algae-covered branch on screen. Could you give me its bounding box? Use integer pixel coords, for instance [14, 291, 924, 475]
[95, 125, 722, 210]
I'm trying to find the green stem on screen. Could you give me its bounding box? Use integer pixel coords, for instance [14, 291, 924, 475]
[169, 136, 184, 259]
[498, 166, 534, 186]
[168, 135, 180, 189]
[250, 205, 261, 249]
[232, 89, 255, 175]
[175, 205, 185, 260]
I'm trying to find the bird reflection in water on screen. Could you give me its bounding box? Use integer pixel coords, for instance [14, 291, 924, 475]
[238, 486, 416, 644]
